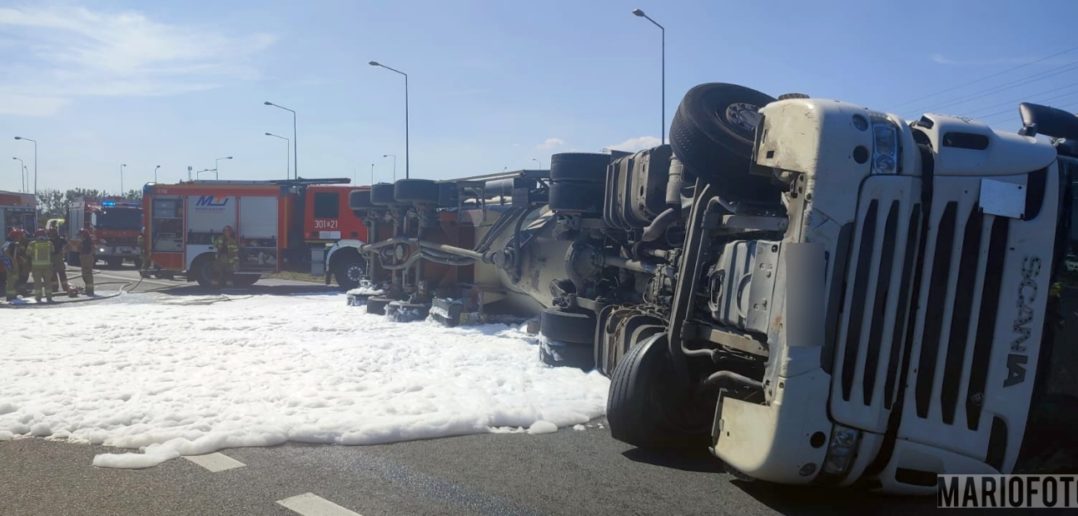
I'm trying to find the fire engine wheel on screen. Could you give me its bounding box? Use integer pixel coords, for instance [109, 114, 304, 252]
[669, 82, 780, 204]
[539, 308, 596, 345]
[607, 333, 709, 449]
[549, 183, 603, 215]
[192, 256, 215, 287]
[106, 257, 123, 269]
[366, 295, 391, 315]
[393, 179, 439, 204]
[539, 339, 594, 370]
[332, 254, 365, 290]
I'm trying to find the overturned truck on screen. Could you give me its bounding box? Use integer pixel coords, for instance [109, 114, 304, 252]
[335, 83, 1074, 492]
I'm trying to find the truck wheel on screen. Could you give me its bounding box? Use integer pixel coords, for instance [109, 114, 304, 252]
[370, 183, 397, 205]
[540, 308, 596, 344]
[394, 179, 439, 204]
[106, 257, 123, 269]
[133, 258, 142, 269]
[539, 339, 594, 370]
[192, 256, 215, 287]
[549, 153, 610, 181]
[549, 183, 603, 215]
[607, 333, 707, 449]
[332, 254, 365, 290]
[349, 189, 373, 209]
[669, 83, 779, 203]
[366, 295, 391, 315]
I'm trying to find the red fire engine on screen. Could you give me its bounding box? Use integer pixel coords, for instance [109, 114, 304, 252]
[66, 198, 143, 268]
[141, 179, 369, 288]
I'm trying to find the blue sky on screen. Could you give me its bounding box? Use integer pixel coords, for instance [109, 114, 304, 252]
[2, 0, 1078, 193]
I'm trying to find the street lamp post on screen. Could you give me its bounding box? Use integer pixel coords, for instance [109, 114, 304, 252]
[120, 163, 127, 194]
[11, 157, 24, 192]
[215, 156, 233, 178]
[13, 136, 37, 196]
[632, 8, 665, 143]
[154, 165, 161, 183]
[370, 163, 375, 185]
[382, 154, 397, 181]
[531, 158, 542, 169]
[265, 132, 290, 179]
[264, 101, 297, 179]
[196, 168, 218, 180]
[370, 61, 409, 179]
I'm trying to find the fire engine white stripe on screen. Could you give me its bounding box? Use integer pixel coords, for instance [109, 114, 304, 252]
[276, 493, 362, 516]
[183, 452, 246, 472]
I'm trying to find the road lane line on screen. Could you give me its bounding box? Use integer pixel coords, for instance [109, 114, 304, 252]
[184, 452, 246, 472]
[276, 493, 362, 516]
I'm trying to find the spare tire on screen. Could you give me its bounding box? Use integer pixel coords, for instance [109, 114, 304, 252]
[370, 183, 396, 205]
[437, 182, 459, 207]
[394, 179, 439, 204]
[669, 83, 779, 203]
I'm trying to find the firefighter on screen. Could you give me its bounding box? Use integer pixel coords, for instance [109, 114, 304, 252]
[137, 230, 147, 271]
[2, 228, 25, 301]
[213, 225, 239, 288]
[78, 228, 95, 296]
[28, 229, 54, 303]
[48, 227, 72, 296]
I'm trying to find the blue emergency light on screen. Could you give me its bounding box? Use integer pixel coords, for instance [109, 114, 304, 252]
[103, 200, 116, 207]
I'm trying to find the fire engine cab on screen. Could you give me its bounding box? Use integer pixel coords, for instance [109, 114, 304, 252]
[142, 179, 369, 288]
[67, 198, 143, 268]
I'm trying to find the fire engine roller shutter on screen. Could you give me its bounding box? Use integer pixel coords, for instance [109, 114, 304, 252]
[239, 196, 278, 239]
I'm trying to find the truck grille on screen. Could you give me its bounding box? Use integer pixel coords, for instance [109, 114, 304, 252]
[832, 174, 1026, 469]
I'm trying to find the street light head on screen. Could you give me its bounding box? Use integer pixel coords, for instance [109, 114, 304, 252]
[14, 136, 22, 140]
[632, 8, 645, 16]
[265, 132, 272, 136]
[369, 61, 380, 67]
[226, 156, 233, 160]
[264, 101, 273, 106]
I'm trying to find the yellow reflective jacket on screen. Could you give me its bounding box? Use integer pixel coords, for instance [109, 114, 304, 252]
[213, 234, 239, 265]
[29, 239, 53, 267]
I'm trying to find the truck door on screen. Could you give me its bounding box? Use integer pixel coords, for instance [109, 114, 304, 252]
[186, 194, 236, 270]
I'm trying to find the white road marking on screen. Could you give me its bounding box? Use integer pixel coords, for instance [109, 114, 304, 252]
[183, 452, 246, 472]
[276, 493, 362, 516]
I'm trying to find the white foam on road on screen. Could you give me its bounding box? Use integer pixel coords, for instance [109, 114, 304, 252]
[0, 293, 609, 468]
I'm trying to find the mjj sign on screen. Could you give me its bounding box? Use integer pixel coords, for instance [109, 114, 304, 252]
[194, 196, 230, 208]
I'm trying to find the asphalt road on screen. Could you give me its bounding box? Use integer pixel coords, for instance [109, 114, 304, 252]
[4, 269, 1075, 514]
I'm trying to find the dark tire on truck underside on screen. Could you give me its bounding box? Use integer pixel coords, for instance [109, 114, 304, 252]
[539, 339, 594, 370]
[332, 254, 364, 291]
[370, 183, 397, 206]
[607, 333, 709, 449]
[394, 179, 439, 204]
[669, 82, 779, 204]
[540, 308, 596, 344]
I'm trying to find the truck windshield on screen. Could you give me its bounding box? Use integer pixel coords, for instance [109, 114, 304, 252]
[96, 208, 142, 230]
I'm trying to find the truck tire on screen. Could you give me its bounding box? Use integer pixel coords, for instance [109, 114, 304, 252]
[669, 83, 779, 203]
[366, 295, 391, 315]
[539, 339, 594, 370]
[394, 179, 439, 204]
[540, 308, 596, 345]
[438, 182, 459, 207]
[106, 257, 123, 269]
[549, 153, 610, 182]
[549, 183, 603, 215]
[332, 254, 365, 290]
[370, 183, 397, 205]
[192, 255, 214, 287]
[349, 189, 373, 209]
[607, 333, 706, 449]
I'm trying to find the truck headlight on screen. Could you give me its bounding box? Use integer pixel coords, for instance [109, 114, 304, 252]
[822, 424, 861, 475]
[98, 248, 106, 253]
[871, 118, 899, 174]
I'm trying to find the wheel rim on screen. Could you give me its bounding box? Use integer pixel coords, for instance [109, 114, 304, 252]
[346, 264, 363, 282]
[723, 102, 763, 133]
